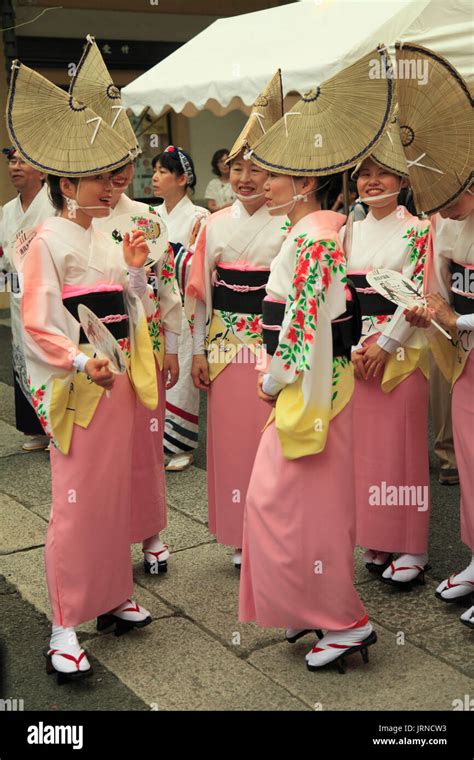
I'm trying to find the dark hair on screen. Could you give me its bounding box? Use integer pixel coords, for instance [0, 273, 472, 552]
[152, 147, 197, 192]
[211, 149, 229, 177]
[46, 167, 125, 210]
[46, 175, 79, 211]
[315, 174, 340, 208]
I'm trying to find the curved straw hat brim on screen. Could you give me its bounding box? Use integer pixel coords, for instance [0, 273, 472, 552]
[351, 114, 409, 179]
[228, 69, 284, 162]
[7, 62, 134, 177]
[70, 36, 139, 153]
[250, 47, 395, 176]
[395, 42, 473, 215]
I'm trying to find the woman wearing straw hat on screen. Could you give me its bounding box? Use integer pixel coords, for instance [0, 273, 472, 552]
[341, 117, 432, 589]
[151, 145, 209, 473]
[396, 43, 474, 626]
[69, 37, 182, 577]
[238, 48, 394, 672]
[427, 192, 474, 628]
[186, 71, 287, 570]
[7, 60, 159, 682]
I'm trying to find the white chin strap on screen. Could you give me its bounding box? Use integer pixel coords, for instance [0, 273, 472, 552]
[63, 179, 113, 216]
[235, 191, 266, 201]
[269, 177, 331, 212]
[269, 178, 310, 212]
[358, 181, 403, 206]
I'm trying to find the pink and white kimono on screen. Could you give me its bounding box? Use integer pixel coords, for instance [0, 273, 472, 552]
[20, 216, 158, 627]
[427, 212, 474, 552]
[342, 208, 431, 555]
[186, 200, 286, 548]
[157, 195, 209, 456]
[95, 193, 182, 545]
[239, 210, 368, 631]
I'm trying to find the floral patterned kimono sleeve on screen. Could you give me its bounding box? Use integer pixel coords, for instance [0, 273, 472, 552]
[422, 215, 459, 383]
[21, 235, 81, 371]
[156, 243, 182, 335]
[184, 222, 211, 338]
[269, 236, 349, 460]
[374, 220, 432, 392]
[146, 243, 181, 362]
[378, 220, 430, 348]
[20, 234, 91, 449]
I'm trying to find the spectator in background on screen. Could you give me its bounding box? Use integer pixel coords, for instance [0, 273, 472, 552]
[331, 179, 358, 213]
[205, 149, 235, 212]
[0, 147, 55, 451]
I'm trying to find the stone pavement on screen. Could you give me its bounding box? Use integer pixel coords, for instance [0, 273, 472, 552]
[0, 315, 473, 711]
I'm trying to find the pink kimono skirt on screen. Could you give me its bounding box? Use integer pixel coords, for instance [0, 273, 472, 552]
[452, 351, 474, 551]
[207, 360, 270, 548]
[130, 364, 166, 544]
[46, 373, 135, 628]
[353, 359, 430, 555]
[239, 401, 367, 631]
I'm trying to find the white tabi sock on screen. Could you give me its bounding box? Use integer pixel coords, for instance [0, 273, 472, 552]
[436, 555, 474, 599]
[143, 534, 170, 564]
[382, 552, 428, 582]
[48, 625, 91, 674]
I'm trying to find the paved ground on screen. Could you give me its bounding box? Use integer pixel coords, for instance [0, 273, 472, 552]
[0, 311, 473, 711]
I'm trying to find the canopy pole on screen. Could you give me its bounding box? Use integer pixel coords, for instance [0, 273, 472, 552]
[342, 170, 350, 215]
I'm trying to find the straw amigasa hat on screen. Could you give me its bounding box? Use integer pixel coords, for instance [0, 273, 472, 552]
[395, 42, 473, 215]
[6, 60, 134, 176]
[351, 112, 408, 179]
[227, 69, 284, 162]
[69, 35, 140, 155]
[249, 46, 395, 176]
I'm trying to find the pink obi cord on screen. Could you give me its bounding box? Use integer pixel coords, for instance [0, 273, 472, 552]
[211, 269, 269, 293]
[347, 270, 401, 296]
[101, 314, 129, 324]
[452, 287, 474, 299]
[355, 286, 377, 294]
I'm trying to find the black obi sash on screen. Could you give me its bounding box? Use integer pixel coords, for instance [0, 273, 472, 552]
[262, 280, 362, 361]
[450, 261, 474, 315]
[212, 266, 269, 314]
[349, 273, 397, 316]
[63, 289, 129, 344]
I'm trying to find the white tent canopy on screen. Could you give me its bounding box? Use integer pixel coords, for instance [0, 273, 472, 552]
[122, 0, 473, 118]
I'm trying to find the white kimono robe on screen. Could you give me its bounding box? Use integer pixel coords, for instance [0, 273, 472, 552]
[342, 207, 431, 390]
[157, 195, 209, 455]
[94, 192, 182, 543]
[20, 216, 158, 626]
[0, 186, 55, 429]
[95, 192, 182, 353]
[185, 200, 287, 547]
[239, 210, 368, 630]
[341, 207, 431, 555]
[427, 212, 474, 551]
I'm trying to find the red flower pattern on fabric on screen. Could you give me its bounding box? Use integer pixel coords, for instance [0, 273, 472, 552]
[287, 327, 298, 344]
[322, 266, 332, 289]
[248, 315, 261, 333]
[294, 309, 305, 328]
[309, 243, 325, 261]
